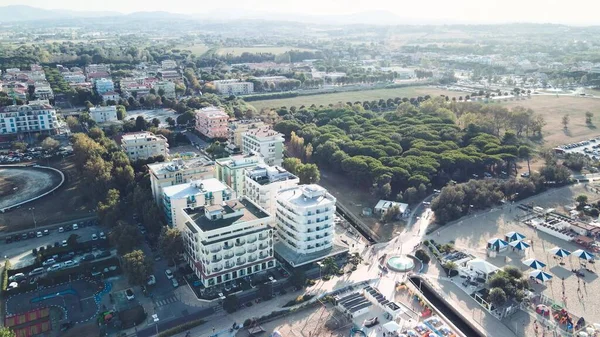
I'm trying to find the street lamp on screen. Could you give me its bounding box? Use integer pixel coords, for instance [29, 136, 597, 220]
[29, 208, 37, 229]
[56, 293, 66, 310]
[152, 314, 159, 336]
[317, 262, 324, 280]
[269, 277, 276, 298]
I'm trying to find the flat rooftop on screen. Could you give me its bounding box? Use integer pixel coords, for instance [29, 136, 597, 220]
[277, 185, 336, 208]
[163, 178, 228, 199]
[148, 156, 214, 175]
[244, 127, 283, 139]
[184, 198, 269, 232]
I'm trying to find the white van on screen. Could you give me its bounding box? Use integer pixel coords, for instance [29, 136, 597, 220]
[72, 224, 79, 230]
[29, 267, 44, 276]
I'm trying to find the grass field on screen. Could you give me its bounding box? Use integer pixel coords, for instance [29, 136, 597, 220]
[173, 44, 210, 56]
[250, 86, 455, 111]
[216, 46, 313, 56]
[498, 95, 600, 148]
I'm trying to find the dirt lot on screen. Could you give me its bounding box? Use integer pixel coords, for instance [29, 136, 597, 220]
[0, 157, 95, 233]
[0, 167, 62, 210]
[499, 95, 600, 148]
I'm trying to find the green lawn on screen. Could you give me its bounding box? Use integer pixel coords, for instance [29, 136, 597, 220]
[172, 44, 210, 56]
[216, 46, 314, 56]
[250, 86, 457, 111]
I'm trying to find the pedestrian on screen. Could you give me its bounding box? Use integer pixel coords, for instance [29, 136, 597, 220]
[437, 231, 440, 236]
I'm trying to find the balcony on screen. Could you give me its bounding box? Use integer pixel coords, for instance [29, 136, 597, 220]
[259, 244, 268, 250]
[235, 249, 246, 256]
[235, 240, 246, 246]
[236, 258, 246, 265]
[248, 255, 257, 262]
[247, 246, 257, 253]
[210, 247, 222, 253]
[259, 253, 268, 259]
[212, 266, 223, 273]
[224, 262, 235, 269]
[224, 253, 234, 259]
[223, 244, 233, 250]
[211, 256, 222, 263]
[247, 237, 257, 243]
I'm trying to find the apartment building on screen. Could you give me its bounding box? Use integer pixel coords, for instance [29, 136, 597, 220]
[181, 197, 275, 288]
[274, 184, 345, 267]
[120, 131, 169, 161]
[153, 81, 176, 99]
[228, 119, 266, 148]
[0, 104, 59, 136]
[244, 165, 299, 216]
[33, 86, 54, 100]
[94, 78, 115, 95]
[161, 60, 177, 70]
[195, 106, 229, 139]
[89, 106, 118, 123]
[162, 178, 233, 228]
[213, 79, 254, 95]
[86, 64, 111, 74]
[215, 154, 262, 196]
[62, 73, 86, 83]
[148, 157, 216, 206]
[158, 70, 182, 82]
[242, 128, 284, 166]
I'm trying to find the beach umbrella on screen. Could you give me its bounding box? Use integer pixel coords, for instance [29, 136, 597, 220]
[506, 231, 526, 242]
[530, 270, 553, 282]
[523, 258, 546, 269]
[488, 238, 509, 249]
[549, 247, 571, 258]
[572, 249, 595, 261]
[509, 240, 530, 250]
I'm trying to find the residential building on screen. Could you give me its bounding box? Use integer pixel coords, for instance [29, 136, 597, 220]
[63, 73, 86, 83]
[0, 104, 59, 136]
[213, 79, 254, 95]
[215, 154, 262, 196]
[274, 184, 346, 267]
[120, 131, 169, 161]
[33, 86, 54, 100]
[181, 197, 275, 287]
[86, 64, 111, 74]
[148, 157, 216, 205]
[87, 72, 110, 82]
[161, 60, 177, 70]
[101, 91, 120, 102]
[374, 200, 409, 217]
[162, 178, 233, 228]
[228, 119, 266, 147]
[253, 76, 289, 84]
[94, 78, 115, 95]
[195, 106, 229, 139]
[244, 165, 299, 216]
[89, 106, 118, 123]
[153, 81, 176, 99]
[158, 70, 182, 82]
[242, 128, 284, 166]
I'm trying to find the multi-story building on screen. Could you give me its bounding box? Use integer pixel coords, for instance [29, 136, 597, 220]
[242, 128, 284, 166]
[120, 131, 169, 161]
[181, 197, 275, 287]
[62, 73, 86, 83]
[195, 106, 229, 139]
[244, 165, 299, 216]
[101, 92, 120, 102]
[158, 70, 182, 82]
[148, 157, 216, 206]
[33, 86, 54, 100]
[213, 79, 254, 96]
[89, 106, 118, 123]
[162, 178, 233, 228]
[94, 78, 115, 95]
[228, 119, 266, 148]
[153, 81, 176, 99]
[274, 184, 345, 267]
[215, 154, 262, 196]
[161, 60, 178, 70]
[0, 104, 59, 136]
[86, 64, 111, 74]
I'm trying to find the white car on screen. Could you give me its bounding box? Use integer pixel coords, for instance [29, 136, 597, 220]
[72, 224, 79, 230]
[47, 263, 63, 272]
[58, 227, 64, 233]
[92, 234, 98, 241]
[99, 232, 106, 240]
[165, 269, 174, 280]
[171, 278, 179, 288]
[147, 275, 156, 286]
[42, 258, 56, 266]
[8, 273, 25, 282]
[63, 260, 76, 268]
[8, 282, 18, 290]
[61, 240, 68, 247]
[36, 231, 43, 238]
[126, 289, 135, 301]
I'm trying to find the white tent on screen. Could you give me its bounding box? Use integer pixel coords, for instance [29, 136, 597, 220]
[466, 258, 500, 280]
[383, 321, 402, 333]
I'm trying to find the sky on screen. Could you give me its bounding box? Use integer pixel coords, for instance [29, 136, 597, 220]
[4, 0, 600, 25]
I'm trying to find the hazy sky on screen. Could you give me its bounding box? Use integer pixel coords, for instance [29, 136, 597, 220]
[5, 0, 600, 24]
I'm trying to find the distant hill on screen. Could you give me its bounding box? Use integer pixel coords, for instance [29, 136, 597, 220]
[0, 5, 119, 22]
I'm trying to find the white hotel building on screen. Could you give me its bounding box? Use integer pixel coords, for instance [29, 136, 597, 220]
[120, 131, 169, 161]
[213, 79, 254, 96]
[148, 157, 215, 206]
[89, 106, 118, 123]
[0, 104, 59, 136]
[274, 185, 346, 267]
[244, 165, 299, 216]
[181, 197, 275, 288]
[241, 128, 284, 166]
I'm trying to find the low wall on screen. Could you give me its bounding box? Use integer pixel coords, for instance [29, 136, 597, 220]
[0, 164, 65, 213]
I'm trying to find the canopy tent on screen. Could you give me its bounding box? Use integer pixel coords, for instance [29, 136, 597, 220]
[487, 238, 509, 251]
[383, 321, 402, 333]
[466, 258, 500, 280]
[530, 270, 553, 282]
[506, 232, 526, 242]
[572, 249, 595, 261]
[549, 247, 571, 258]
[509, 240, 530, 250]
[523, 258, 546, 269]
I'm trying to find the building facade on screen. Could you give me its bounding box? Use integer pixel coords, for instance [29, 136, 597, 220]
[148, 157, 216, 206]
[195, 106, 229, 139]
[120, 131, 169, 161]
[213, 79, 254, 95]
[241, 128, 284, 166]
[162, 178, 233, 228]
[161, 60, 177, 70]
[215, 154, 262, 197]
[0, 104, 59, 136]
[182, 197, 275, 288]
[244, 165, 299, 216]
[89, 106, 118, 123]
[94, 78, 115, 95]
[274, 185, 338, 266]
[228, 119, 266, 148]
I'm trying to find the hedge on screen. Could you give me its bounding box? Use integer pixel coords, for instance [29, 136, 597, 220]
[2, 260, 11, 293]
[157, 319, 206, 337]
[283, 294, 314, 307]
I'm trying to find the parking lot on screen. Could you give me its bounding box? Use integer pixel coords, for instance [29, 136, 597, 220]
[556, 136, 600, 161]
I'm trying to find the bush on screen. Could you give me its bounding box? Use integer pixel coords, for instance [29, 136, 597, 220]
[158, 319, 206, 337]
[2, 260, 11, 293]
[415, 249, 430, 264]
[322, 275, 331, 281]
[306, 279, 316, 286]
[243, 319, 253, 328]
[283, 294, 315, 307]
[423, 240, 430, 246]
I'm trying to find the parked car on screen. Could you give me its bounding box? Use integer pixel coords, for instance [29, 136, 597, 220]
[29, 267, 45, 277]
[21, 233, 28, 240]
[165, 269, 174, 280]
[8, 282, 18, 290]
[63, 260, 76, 268]
[81, 254, 96, 262]
[36, 231, 42, 238]
[9, 273, 26, 282]
[92, 234, 98, 241]
[171, 278, 179, 288]
[58, 227, 64, 233]
[43, 258, 56, 266]
[29, 277, 38, 285]
[99, 232, 106, 240]
[28, 231, 35, 238]
[72, 224, 79, 230]
[147, 275, 156, 286]
[126, 289, 135, 300]
[43, 229, 49, 236]
[61, 240, 68, 247]
[47, 264, 63, 272]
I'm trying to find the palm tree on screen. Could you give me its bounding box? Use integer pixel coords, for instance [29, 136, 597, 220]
[322, 257, 338, 275]
[350, 252, 363, 265]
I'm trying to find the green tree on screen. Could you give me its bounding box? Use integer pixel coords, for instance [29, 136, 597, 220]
[296, 163, 320, 184]
[562, 114, 570, 129]
[158, 227, 184, 265]
[122, 250, 153, 285]
[166, 117, 176, 126]
[585, 111, 594, 125]
[321, 257, 338, 275]
[10, 141, 27, 152]
[222, 294, 239, 313]
[151, 118, 160, 128]
[110, 221, 142, 254]
[41, 137, 59, 152]
[0, 327, 16, 337]
[282, 157, 302, 174]
[518, 146, 532, 176]
[97, 189, 121, 227]
[135, 116, 147, 131]
[489, 288, 507, 306]
[576, 194, 588, 208]
[383, 205, 401, 222]
[116, 105, 127, 120]
[67, 234, 79, 247]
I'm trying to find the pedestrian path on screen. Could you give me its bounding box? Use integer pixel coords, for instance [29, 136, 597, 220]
[155, 295, 178, 307]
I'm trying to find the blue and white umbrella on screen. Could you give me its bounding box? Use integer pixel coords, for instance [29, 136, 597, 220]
[572, 249, 595, 261]
[509, 240, 530, 250]
[506, 231, 526, 242]
[523, 258, 546, 269]
[530, 270, 553, 282]
[488, 238, 509, 249]
[549, 247, 571, 258]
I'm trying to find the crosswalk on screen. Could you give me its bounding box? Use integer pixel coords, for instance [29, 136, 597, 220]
[154, 295, 178, 307]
